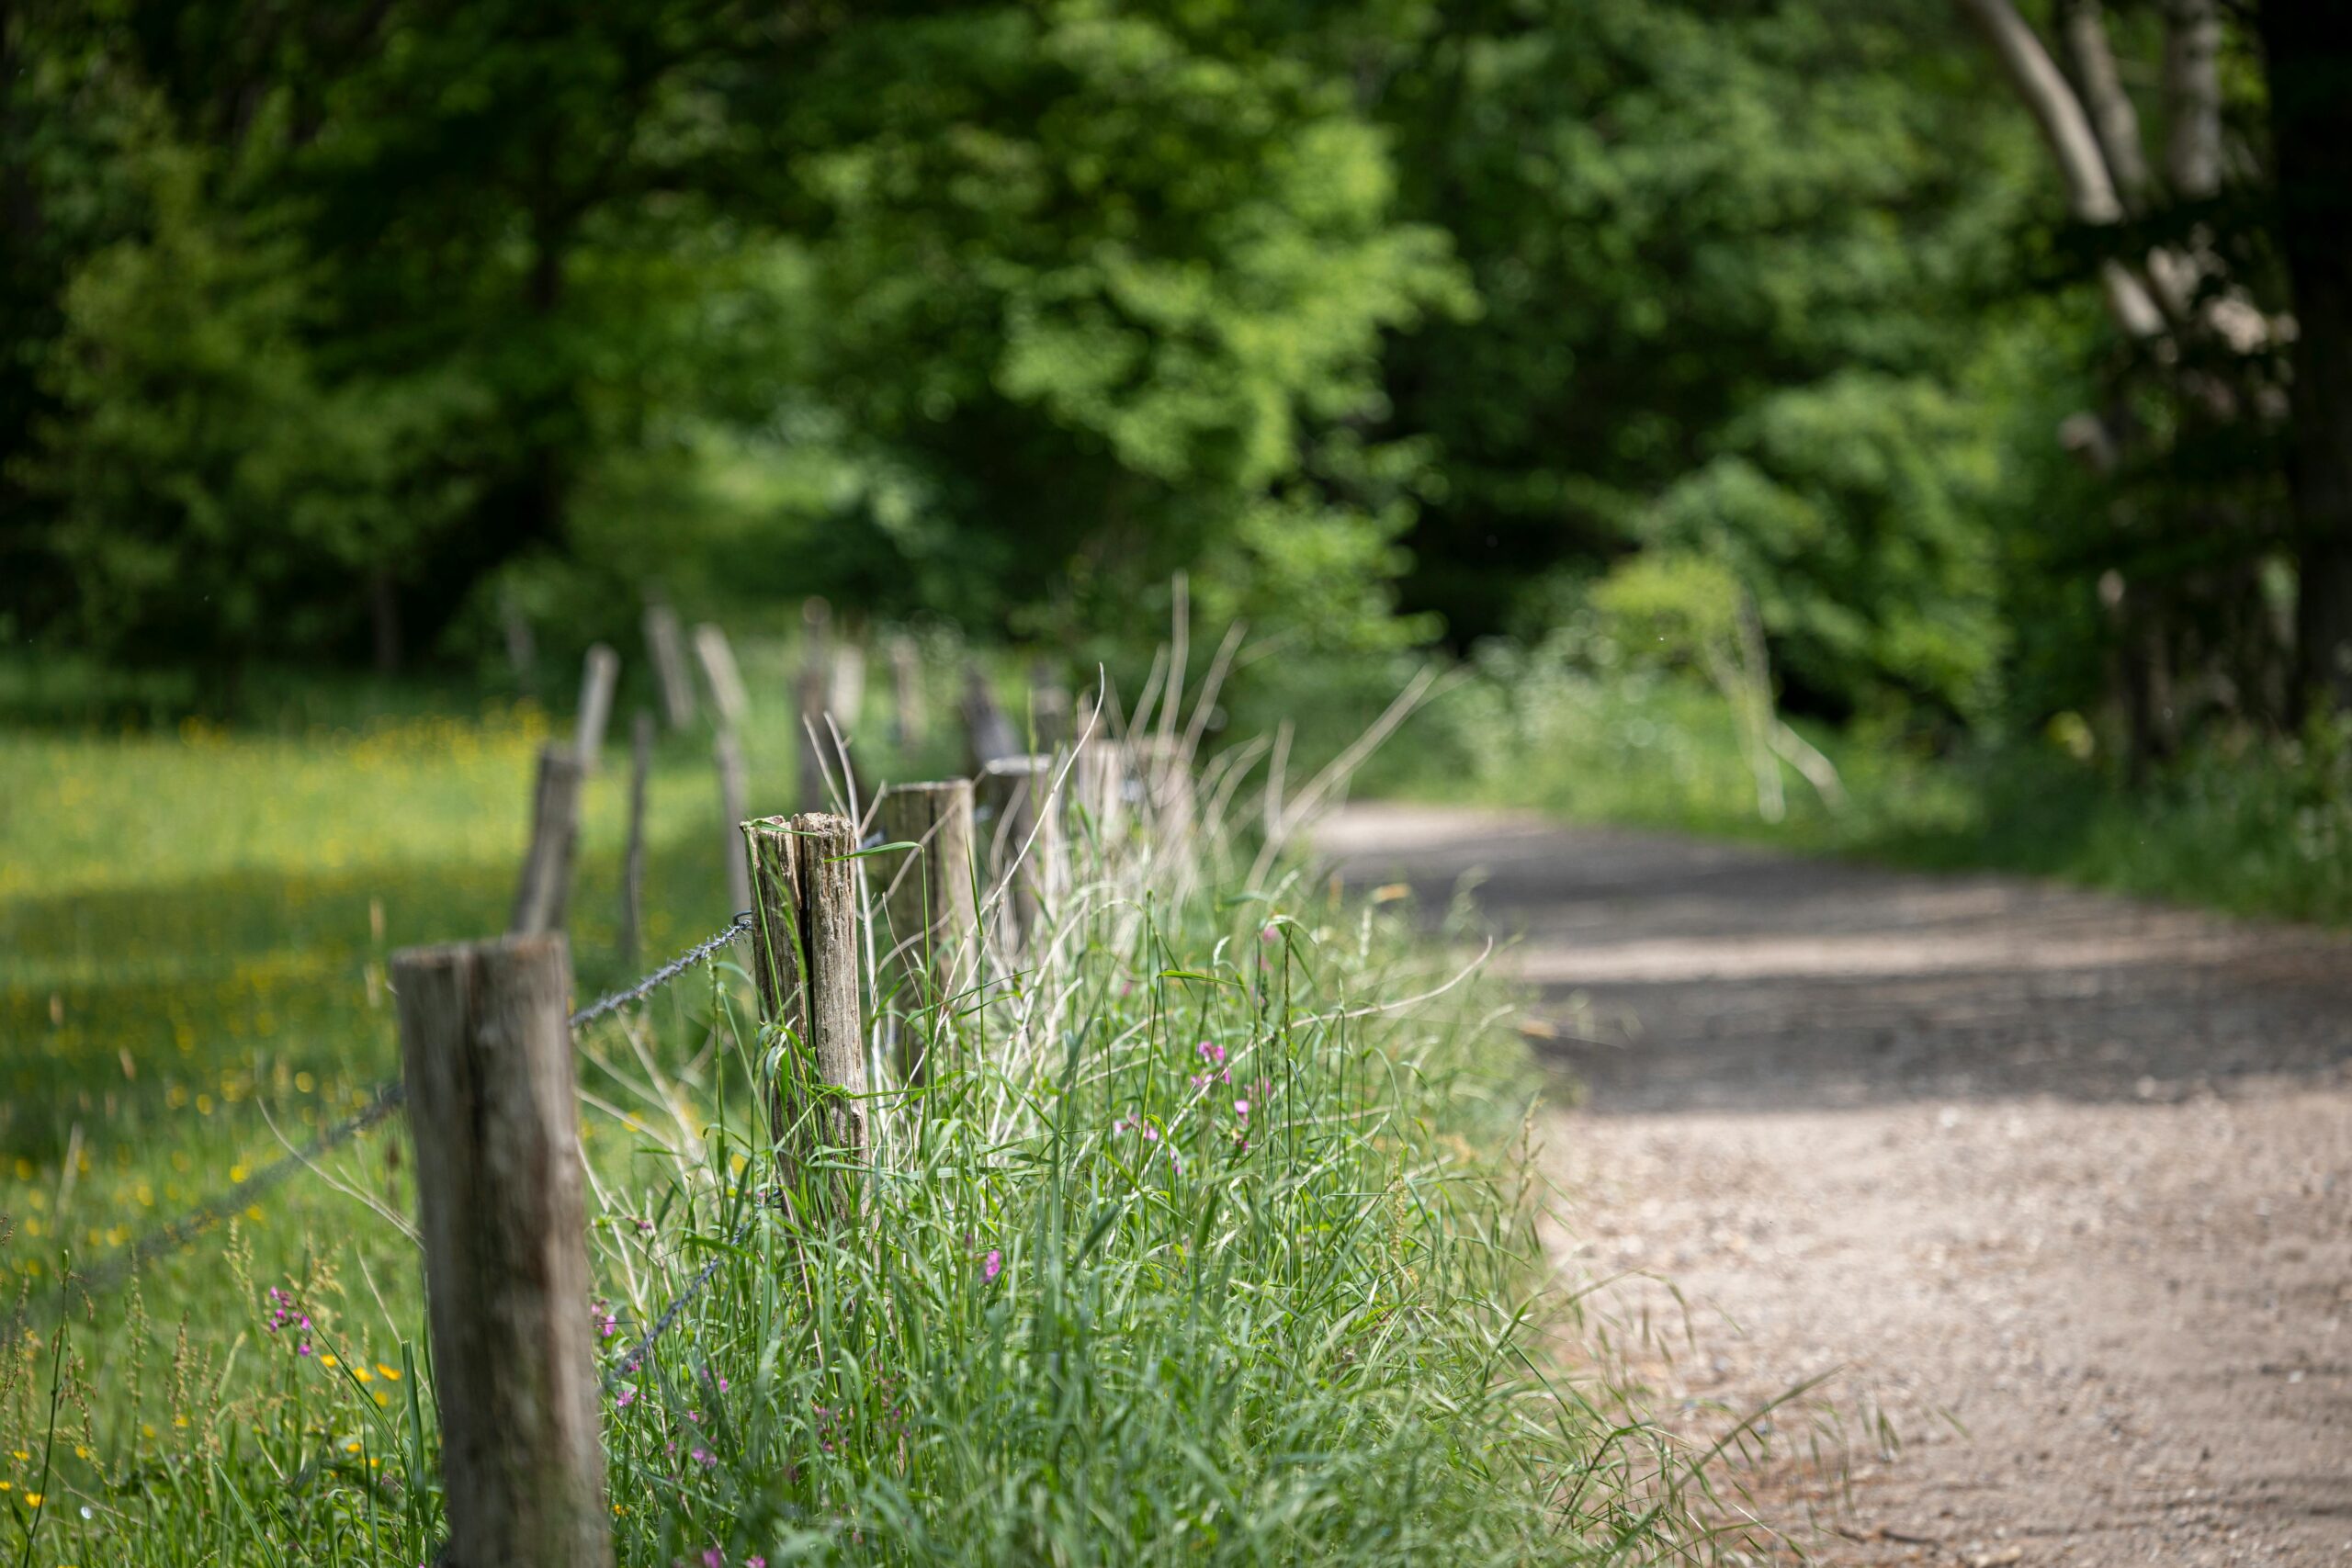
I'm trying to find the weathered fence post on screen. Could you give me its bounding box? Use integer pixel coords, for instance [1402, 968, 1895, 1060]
[573, 643, 618, 771]
[499, 586, 537, 693]
[692, 622, 750, 733]
[1029, 661, 1071, 752]
[511, 743, 582, 935]
[874, 781, 978, 1084]
[960, 665, 1019, 772]
[619, 710, 652, 964]
[642, 600, 697, 731]
[888, 633, 922, 749]
[831, 634, 866, 725]
[741, 813, 865, 1220]
[715, 727, 751, 919]
[977, 755, 1064, 952]
[392, 933, 609, 1568]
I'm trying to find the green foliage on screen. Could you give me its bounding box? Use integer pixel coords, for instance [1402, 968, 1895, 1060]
[24, 140, 481, 663]
[786, 4, 1467, 647]
[1366, 0, 2046, 717]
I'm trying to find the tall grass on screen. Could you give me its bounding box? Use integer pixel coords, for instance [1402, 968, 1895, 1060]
[1301, 637, 2352, 927]
[2, 648, 1713, 1565]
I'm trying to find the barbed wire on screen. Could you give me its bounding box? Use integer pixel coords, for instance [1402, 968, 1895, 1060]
[600, 1213, 762, 1396]
[5, 914, 754, 1342]
[569, 912, 750, 1031]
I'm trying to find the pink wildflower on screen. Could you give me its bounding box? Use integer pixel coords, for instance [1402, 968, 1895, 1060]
[983, 1249, 1003, 1283]
[616, 1386, 637, 1409]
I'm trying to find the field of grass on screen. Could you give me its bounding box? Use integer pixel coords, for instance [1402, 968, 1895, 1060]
[0, 647, 1715, 1565]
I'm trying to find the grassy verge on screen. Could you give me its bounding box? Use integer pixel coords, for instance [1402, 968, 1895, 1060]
[0, 651, 1713, 1565]
[1286, 643, 2352, 929]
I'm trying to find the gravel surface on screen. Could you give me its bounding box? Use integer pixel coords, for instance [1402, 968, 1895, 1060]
[1319, 803, 2352, 1566]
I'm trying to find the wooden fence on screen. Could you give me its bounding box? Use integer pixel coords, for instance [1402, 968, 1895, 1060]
[394, 633, 1171, 1566]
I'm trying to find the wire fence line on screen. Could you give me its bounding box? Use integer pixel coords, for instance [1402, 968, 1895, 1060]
[6, 914, 753, 1342]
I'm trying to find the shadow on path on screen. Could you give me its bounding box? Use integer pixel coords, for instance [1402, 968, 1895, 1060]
[1318, 802, 2352, 1113]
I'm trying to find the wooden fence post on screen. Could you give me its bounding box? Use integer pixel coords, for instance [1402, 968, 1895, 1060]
[960, 666, 1019, 773]
[1029, 661, 1070, 752]
[741, 812, 865, 1219]
[831, 636, 866, 726]
[642, 601, 697, 731]
[574, 643, 618, 771]
[716, 727, 751, 918]
[500, 587, 537, 693]
[977, 755, 1063, 951]
[873, 781, 978, 1085]
[511, 743, 582, 935]
[888, 634, 922, 749]
[692, 622, 750, 732]
[392, 933, 609, 1568]
[619, 711, 652, 964]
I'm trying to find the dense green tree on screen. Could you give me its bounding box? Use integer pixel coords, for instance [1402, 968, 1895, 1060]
[1354, 0, 2050, 719]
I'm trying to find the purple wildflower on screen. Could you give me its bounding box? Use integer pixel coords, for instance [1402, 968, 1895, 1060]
[983, 1248, 1003, 1283]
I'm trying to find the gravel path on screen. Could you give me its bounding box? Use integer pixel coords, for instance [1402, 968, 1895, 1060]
[1318, 804, 2352, 1566]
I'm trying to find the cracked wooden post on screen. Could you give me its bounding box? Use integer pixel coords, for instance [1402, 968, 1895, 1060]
[618, 710, 652, 964]
[393, 933, 609, 1568]
[510, 743, 582, 935]
[873, 781, 978, 1085]
[977, 755, 1063, 953]
[741, 812, 865, 1222]
[572, 643, 618, 771]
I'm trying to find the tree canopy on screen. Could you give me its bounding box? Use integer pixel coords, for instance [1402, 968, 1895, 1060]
[1, 0, 2341, 738]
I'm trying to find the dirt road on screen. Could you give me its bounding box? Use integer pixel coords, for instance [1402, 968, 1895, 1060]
[1318, 804, 2352, 1566]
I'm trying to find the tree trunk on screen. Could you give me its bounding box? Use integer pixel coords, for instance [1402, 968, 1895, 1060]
[2258, 0, 2352, 710]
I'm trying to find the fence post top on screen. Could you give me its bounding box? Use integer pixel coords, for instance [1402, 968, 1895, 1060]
[741, 811, 854, 837]
[883, 778, 973, 800]
[979, 754, 1053, 778]
[390, 931, 571, 972]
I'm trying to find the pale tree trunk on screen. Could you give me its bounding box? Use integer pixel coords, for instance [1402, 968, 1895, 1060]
[2162, 0, 2222, 201]
[1951, 0, 2165, 339]
[2059, 0, 2151, 210]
